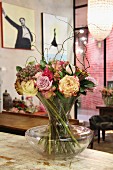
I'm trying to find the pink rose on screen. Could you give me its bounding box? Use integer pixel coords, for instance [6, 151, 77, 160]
[36, 76, 53, 91]
[34, 72, 42, 78]
[42, 87, 56, 99]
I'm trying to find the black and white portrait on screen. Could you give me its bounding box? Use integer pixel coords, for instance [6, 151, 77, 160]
[2, 2, 35, 50]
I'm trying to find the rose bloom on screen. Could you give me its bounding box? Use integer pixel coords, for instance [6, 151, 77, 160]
[59, 75, 80, 98]
[42, 87, 56, 99]
[42, 67, 53, 81]
[36, 75, 53, 91]
[15, 80, 23, 95]
[21, 80, 38, 96]
[34, 72, 42, 78]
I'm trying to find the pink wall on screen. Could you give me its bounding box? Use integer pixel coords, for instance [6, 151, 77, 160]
[106, 30, 113, 83]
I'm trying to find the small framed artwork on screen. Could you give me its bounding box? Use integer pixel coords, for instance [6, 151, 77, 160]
[41, 13, 68, 62]
[0, 2, 2, 47]
[1, 2, 35, 50]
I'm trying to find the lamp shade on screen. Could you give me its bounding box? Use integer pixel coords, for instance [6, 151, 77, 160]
[88, 0, 113, 41]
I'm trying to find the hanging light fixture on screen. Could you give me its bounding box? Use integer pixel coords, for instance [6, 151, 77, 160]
[88, 0, 113, 41]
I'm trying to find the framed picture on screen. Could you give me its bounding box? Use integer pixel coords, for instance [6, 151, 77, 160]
[42, 13, 68, 62]
[0, 3, 2, 46]
[1, 2, 35, 50]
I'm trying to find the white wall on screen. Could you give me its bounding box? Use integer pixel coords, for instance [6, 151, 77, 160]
[0, 0, 75, 117]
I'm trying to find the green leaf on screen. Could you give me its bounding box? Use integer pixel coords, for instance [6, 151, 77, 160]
[16, 66, 22, 72]
[55, 91, 65, 100]
[75, 71, 81, 76]
[28, 61, 35, 65]
[59, 71, 64, 78]
[40, 60, 46, 68]
[80, 87, 86, 93]
[81, 91, 87, 95]
[84, 83, 95, 88]
[81, 79, 95, 86]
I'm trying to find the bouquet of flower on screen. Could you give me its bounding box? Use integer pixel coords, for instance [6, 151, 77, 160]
[100, 87, 113, 106]
[100, 87, 113, 97]
[15, 58, 96, 157]
[15, 59, 96, 98]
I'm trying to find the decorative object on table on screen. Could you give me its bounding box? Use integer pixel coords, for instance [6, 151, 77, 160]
[11, 97, 28, 113]
[25, 96, 37, 113]
[14, 55, 96, 159]
[10, 97, 43, 114]
[100, 87, 113, 106]
[3, 89, 13, 110]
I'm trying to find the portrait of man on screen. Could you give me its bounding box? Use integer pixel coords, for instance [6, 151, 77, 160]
[2, 3, 35, 49]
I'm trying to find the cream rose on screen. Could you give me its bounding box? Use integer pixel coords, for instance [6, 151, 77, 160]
[21, 80, 38, 96]
[59, 75, 80, 98]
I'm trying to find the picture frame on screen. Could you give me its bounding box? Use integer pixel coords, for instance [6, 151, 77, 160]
[41, 13, 68, 62]
[0, 2, 2, 47]
[1, 2, 35, 50]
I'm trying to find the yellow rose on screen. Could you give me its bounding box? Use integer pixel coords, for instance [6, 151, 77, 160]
[21, 80, 38, 96]
[59, 75, 80, 98]
[15, 80, 23, 95]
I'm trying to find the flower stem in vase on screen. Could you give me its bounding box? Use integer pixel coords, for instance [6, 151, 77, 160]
[36, 93, 80, 156]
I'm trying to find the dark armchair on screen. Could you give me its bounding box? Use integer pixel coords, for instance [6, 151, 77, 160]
[89, 115, 113, 144]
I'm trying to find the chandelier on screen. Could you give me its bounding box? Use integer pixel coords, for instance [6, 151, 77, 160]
[88, 0, 113, 41]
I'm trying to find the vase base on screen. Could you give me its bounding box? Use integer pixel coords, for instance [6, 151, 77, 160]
[25, 125, 93, 160]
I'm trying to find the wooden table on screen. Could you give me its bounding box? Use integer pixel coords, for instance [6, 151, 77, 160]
[0, 132, 113, 170]
[96, 105, 113, 116]
[0, 111, 79, 135]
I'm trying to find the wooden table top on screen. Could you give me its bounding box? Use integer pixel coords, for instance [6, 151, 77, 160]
[0, 132, 113, 170]
[96, 105, 113, 109]
[0, 111, 79, 132]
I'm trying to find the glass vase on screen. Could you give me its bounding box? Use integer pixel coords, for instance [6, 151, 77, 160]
[25, 93, 93, 160]
[103, 96, 113, 106]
